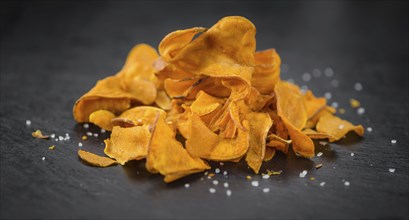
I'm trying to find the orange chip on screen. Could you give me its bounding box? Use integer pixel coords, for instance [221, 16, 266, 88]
[275, 81, 307, 129]
[32, 130, 49, 139]
[263, 148, 276, 162]
[316, 114, 364, 142]
[78, 150, 117, 167]
[89, 110, 116, 131]
[302, 128, 335, 140]
[253, 49, 281, 95]
[304, 90, 327, 120]
[190, 91, 224, 116]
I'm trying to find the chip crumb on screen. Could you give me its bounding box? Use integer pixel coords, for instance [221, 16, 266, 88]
[82, 135, 88, 140]
[391, 139, 397, 144]
[354, 82, 363, 91]
[212, 180, 219, 185]
[357, 107, 365, 115]
[262, 174, 270, 179]
[246, 175, 252, 180]
[310, 177, 315, 181]
[339, 108, 346, 114]
[389, 168, 395, 173]
[184, 183, 190, 188]
[26, 120, 31, 126]
[83, 123, 89, 129]
[209, 188, 216, 193]
[320, 182, 326, 186]
[251, 180, 259, 187]
[226, 189, 232, 196]
[317, 152, 323, 157]
[262, 188, 270, 193]
[344, 181, 350, 186]
[315, 164, 323, 169]
[224, 182, 229, 188]
[349, 98, 360, 108]
[299, 170, 308, 178]
[215, 168, 221, 174]
[49, 145, 55, 150]
[32, 130, 50, 139]
[267, 169, 282, 175]
[207, 173, 215, 179]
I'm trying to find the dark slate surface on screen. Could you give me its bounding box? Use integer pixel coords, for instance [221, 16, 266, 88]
[1, 1, 408, 219]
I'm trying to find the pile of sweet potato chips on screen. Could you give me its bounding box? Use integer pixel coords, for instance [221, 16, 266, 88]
[74, 16, 364, 183]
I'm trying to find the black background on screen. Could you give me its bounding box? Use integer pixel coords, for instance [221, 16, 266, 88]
[1, 1, 408, 219]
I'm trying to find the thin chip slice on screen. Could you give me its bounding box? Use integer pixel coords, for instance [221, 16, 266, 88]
[32, 130, 49, 139]
[304, 90, 327, 120]
[89, 110, 116, 131]
[263, 148, 276, 162]
[245, 112, 273, 174]
[316, 114, 364, 142]
[190, 91, 224, 116]
[78, 150, 117, 167]
[302, 128, 335, 140]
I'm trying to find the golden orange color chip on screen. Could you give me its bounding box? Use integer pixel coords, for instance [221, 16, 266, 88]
[73, 16, 365, 182]
[146, 114, 210, 182]
[78, 150, 117, 167]
[349, 98, 361, 108]
[32, 130, 49, 139]
[316, 114, 364, 142]
[89, 110, 116, 131]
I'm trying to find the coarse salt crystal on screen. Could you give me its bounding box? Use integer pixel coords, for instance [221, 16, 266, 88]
[251, 180, 259, 187]
[354, 83, 363, 91]
[262, 174, 270, 179]
[226, 189, 232, 196]
[324, 67, 334, 77]
[302, 73, 311, 82]
[101, 129, 106, 133]
[204, 171, 208, 175]
[320, 182, 326, 186]
[215, 168, 220, 174]
[223, 171, 228, 176]
[42, 157, 45, 161]
[224, 182, 229, 188]
[391, 139, 397, 144]
[317, 152, 323, 157]
[344, 181, 350, 186]
[324, 92, 332, 100]
[319, 141, 327, 146]
[367, 127, 373, 132]
[262, 188, 270, 193]
[212, 180, 219, 185]
[357, 107, 365, 115]
[55, 138, 58, 141]
[93, 133, 98, 137]
[184, 183, 190, 188]
[350, 153, 355, 156]
[86, 132, 92, 136]
[59, 136, 64, 141]
[83, 123, 89, 129]
[219, 162, 224, 166]
[339, 124, 345, 129]
[50, 134, 55, 138]
[300, 85, 308, 93]
[26, 120, 31, 126]
[78, 142, 83, 147]
[389, 168, 395, 173]
[209, 188, 216, 193]
[331, 102, 339, 108]
[299, 170, 308, 178]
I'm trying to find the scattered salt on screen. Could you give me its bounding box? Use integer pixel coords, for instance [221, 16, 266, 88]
[223, 171, 228, 176]
[324, 92, 332, 100]
[354, 82, 363, 91]
[215, 168, 220, 174]
[86, 132, 92, 136]
[357, 107, 365, 115]
[83, 123, 89, 129]
[224, 182, 229, 188]
[324, 67, 334, 77]
[320, 182, 326, 187]
[42, 157, 45, 161]
[78, 142, 83, 147]
[219, 162, 224, 166]
[58, 136, 64, 141]
[331, 102, 339, 108]
[262, 188, 270, 193]
[251, 180, 259, 187]
[367, 127, 373, 132]
[55, 138, 58, 141]
[389, 168, 395, 173]
[339, 124, 345, 129]
[101, 129, 106, 133]
[344, 181, 350, 186]
[262, 174, 270, 179]
[299, 170, 308, 178]
[50, 134, 55, 138]
[93, 133, 98, 137]
[212, 180, 219, 185]
[209, 188, 216, 193]
[391, 139, 397, 144]
[302, 73, 311, 82]
[312, 68, 322, 77]
[319, 141, 327, 146]
[226, 189, 232, 196]
[26, 120, 31, 126]
[184, 183, 190, 188]
[317, 152, 323, 157]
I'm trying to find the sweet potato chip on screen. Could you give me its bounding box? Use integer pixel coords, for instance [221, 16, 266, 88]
[302, 128, 335, 140]
[253, 49, 281, 95]
[245, 112, 273, 174]
[304, 90, 327, 120]
[275, 81, 307, 129]
[190, 91, 224, 116]
[263, 147, 276, 162]
[78, 150, 117, 167]
[89, 110, 116, 131]
[146, 114, 210, 182]
[316, 114, 364, 142]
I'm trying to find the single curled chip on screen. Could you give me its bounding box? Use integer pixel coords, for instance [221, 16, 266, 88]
[78, 150, 117, 167]
[316, 114, 364, 142]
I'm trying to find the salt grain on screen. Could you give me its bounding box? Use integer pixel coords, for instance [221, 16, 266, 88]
[212, 180, 219, 185]
[83, 123, 89, 129]
[251, 180, 259, 187]
[389, 168, 395, 173]
[350, 153, 355, 156]
[344, 181, 350, 186]
[42, 157, 45, 161]
[93, 133, 98, 137]
[86, 132, 92, 136]
[324, 92, 332, 100]
[215, 168, 220, 174]
[357, 107, 365, 115]
[320, 182, 326, 186]
[317, 152, 323, 157]
[262, 188, 270, 193]
[301, 85, 308, 93]
[204, 171, 208, 175]
[354, 83, 363, 91]
[219, 162, 224, 166]
[367, 127, 373, 132]
[101, 129, 106, 133]
[331, 102, 339, 108]
[50, 134, 55, 138]
[209, 188, 216, 193]
[262, 174, 270, 179]
[226, 189, 232, 196]
[184, 183, 190, 188]
[78, 142, 83, 147]
[223, 171, 228, 176]
[302, 73, 311, 82]
[312, 68, 322, 77]
[26, 120, 31, 126]
[391, 139, 397, 144]
[55, 138, 58, 141]
[224, 182, 229, 188]
[324, 67, 334, 77]
[339, 124, 345, 129]
[319, 141, 327, 146]
[59, 136, 64, 141]
[299, 170, 308, 178]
